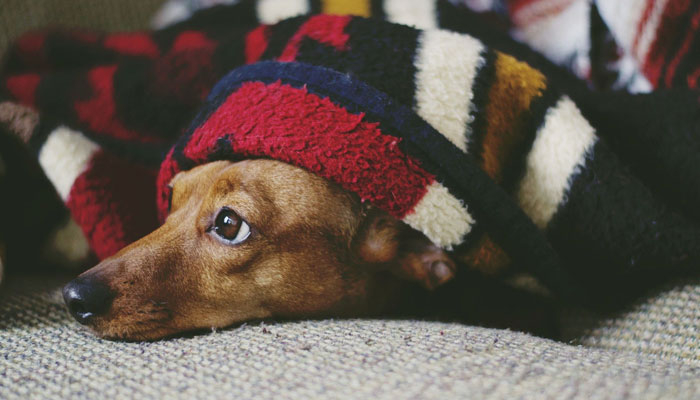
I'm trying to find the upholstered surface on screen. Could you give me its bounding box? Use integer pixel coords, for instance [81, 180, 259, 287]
[562, 277, 700, 365]
[1, 274, 698, 399]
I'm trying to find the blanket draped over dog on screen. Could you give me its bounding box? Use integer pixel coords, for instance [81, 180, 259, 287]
[1, 0, 700, 305]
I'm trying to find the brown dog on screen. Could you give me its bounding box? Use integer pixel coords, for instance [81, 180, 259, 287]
[63, 159, 458, 340]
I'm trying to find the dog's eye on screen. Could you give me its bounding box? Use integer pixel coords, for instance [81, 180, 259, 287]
[212, 207, 251, 245]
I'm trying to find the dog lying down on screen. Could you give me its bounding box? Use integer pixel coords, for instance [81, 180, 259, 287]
[58, 58, 700, 340]
[3, 15, 700, 341]
[63, 158, 456, 339]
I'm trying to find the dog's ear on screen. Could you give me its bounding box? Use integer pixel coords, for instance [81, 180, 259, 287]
[353, 208, 456, 290]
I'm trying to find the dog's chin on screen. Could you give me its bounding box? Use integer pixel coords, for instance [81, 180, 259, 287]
[88, 319, 178, 341]
[87, 311, 265, 341]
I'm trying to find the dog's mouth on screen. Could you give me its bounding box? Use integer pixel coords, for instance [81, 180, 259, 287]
[88, 307, 176, 341]
[95, 324, 175, 341]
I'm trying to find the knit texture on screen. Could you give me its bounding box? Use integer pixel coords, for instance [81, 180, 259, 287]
[1, 274, 698, 399]
[2, 3, 700, 306]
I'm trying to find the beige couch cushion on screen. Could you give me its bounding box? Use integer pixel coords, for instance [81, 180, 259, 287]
[562, 277, 700, 365]
[1, 274, 698, 399]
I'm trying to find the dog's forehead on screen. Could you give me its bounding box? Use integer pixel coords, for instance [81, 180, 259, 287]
[172, 159, 358, 231]
[171, 160, 230, 189]
[221, 159, 349, 206]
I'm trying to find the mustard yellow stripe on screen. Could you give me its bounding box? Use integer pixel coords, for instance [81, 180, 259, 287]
[321, 0, 371, 17]
[480, 52, 547, 183]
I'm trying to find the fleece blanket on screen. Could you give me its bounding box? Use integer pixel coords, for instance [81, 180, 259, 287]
[1, 0, 700, 306]
[151, 0, 700, 92]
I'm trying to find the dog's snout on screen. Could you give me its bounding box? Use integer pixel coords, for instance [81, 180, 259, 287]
[63, 276, 114, 324]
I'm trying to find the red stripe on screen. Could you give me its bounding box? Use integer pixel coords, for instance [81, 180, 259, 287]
[642, 0, 692, 86]
[14, 31, 47, 69]
[507, 0, 544, 16]
[153, 32, 218, 102]
[278, 15, 352, 62]
[16, 31, 46, 56]
[509, 0, 576, 27]
[104, 33, 160, 58]
[632, 0, 657, 55]
[245, 25, 270, 64]
[171, 31, 215, 52]
[687, 66, 700, 88]
[67, 151, 159, 259]
[664, 5, 700, 87]
[5, 74, 41, 107]
[74, 66, 162, 143]
[168, 81, 434, 220]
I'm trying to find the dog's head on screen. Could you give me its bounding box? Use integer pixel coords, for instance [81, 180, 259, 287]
[63, 159, 456, 340]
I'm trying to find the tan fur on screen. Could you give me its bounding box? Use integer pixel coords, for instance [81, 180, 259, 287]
[78, 159, 455, 340]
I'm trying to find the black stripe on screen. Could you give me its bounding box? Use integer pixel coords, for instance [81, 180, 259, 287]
[547, 139, 700, 306]
[588, 2, 621, 90]
[370, 0, 386, 19]
[309, 0, 322, 13]
[499, 88, 560, 194]
[35, 70, 85, 128]
[259, 16, 309, 60]
[289, 17, 420, 108]
[468, 49, 497, 164]
[212, 34, 247, 73]
[44, 33, 116, 70]
[345, 17, 420, 107]
[27, 115, 56, 156]
[113, 59, 195, 142]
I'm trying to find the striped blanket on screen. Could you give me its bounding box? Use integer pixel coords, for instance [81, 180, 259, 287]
[152, 0, 700, 92]
[1, 1, 699, 306]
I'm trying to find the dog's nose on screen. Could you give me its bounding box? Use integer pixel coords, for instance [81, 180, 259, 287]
[62, 276, 114, 324]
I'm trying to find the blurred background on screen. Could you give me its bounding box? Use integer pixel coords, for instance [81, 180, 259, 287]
[0, 0, 165, 57]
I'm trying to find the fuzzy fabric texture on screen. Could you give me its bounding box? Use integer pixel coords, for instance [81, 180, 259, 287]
[151, 0, 700, 92]
[1, 1, 700, 307]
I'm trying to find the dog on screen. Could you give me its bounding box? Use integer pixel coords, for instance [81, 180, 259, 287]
[62, 159, 461, 340]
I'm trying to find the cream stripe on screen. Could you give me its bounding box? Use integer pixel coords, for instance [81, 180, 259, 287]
[514, 0, 590, 66]
[38, 126, 100, 201]
[596, 0, 648, 51]
[256, 0, 309, 24]
[414, 30, 484, 153]
[634, 0, 670, 62]
[384, 0, 437, 29]
[403, 182, 474, 249]
[517, 96, 597, 229]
